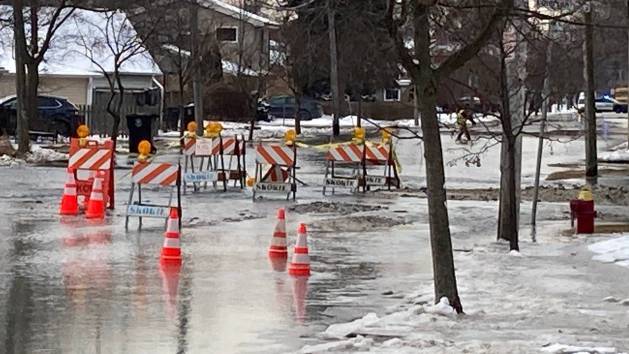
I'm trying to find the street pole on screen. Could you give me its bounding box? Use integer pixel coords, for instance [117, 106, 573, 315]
[583, 5, 598, 180]
[327, 0, 341, 137]
[626, 0, 629, 147]
[531, 40, 553, 242]
[190, 3, 204, 137]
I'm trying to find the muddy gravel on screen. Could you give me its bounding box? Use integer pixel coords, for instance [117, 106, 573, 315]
[309, 215, 409, 233]
[399, 185, 629, 206]
[288, 201, 386, 214]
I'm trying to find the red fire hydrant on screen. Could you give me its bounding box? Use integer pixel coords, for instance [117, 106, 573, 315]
[569, 187, 596, 234]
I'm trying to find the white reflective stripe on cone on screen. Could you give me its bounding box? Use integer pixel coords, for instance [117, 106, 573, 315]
[295, 234, 308, 248]
[291, 253, 309, 264]
[64, 186, 77, 196]
[166, 219, 177, 231]
[163, 238, 180, 248]
[271, 237, 287, 246]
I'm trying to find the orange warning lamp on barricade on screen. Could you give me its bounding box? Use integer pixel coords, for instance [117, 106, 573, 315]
[186, 121, 197, 138]
[77, 124, 90, 147]
[204, 121, 223, 138]
[137, 140, 151, 162]
[569, 186, 596, 234]
[284, 129, 297, 146]
[381, 129, 392, 145]
[352, 127, 365, 145]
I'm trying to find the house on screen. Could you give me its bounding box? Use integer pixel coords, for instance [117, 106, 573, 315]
[133, 0, 278, 121]
[0, 8, 162, 133]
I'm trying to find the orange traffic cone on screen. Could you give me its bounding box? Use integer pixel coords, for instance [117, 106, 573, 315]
[288, 223, 310, 276]
[85, 176, 105, 219]
[160, 208, 182, 264]
[268, 208, 288, 258]
[59, 169, 79, 215]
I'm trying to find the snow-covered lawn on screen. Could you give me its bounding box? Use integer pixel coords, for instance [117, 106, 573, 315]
[299, 231, 629, 353]
[588, 235, 629, 268]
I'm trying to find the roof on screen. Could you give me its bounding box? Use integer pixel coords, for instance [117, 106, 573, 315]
[198, 0, 279, 27]
[0, 8, 161, 77]
[161, 44, 259, 77]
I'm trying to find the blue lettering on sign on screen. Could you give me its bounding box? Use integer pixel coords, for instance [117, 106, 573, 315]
[127, 205, 168, 218]
[184, 171, 217, 183]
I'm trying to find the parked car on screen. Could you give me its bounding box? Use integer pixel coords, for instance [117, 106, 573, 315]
[266, 96, 323, 120]
[0, 95, 81, 137]
[576, 96, 618, 113]
[613, 100, 628, 113]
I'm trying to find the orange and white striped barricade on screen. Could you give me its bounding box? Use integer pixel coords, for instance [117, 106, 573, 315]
[182, 136, 201, 194]
[182, 134, 246, 193]
[363, 140, 400, 191]
[68, 138, 115, 209]
[125, 161, 182, 230]
[322, 143, 364, 195]
[252, 143, 297, 201]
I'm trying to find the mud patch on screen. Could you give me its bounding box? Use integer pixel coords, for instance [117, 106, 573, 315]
[289, 201, 386, 215]
[310, 215, 408, 233]
[444, 185, 629, 206]
[223, 210, 265, 223]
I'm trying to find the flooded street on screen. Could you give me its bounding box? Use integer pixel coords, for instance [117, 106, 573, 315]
[0, 161, 434, 353]
[0, 130, 626, 353]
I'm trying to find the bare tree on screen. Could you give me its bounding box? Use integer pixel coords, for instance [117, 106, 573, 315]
[9, 1, 77, 154]
[386, 0, 514, 313]
[70, 9, 158, 145]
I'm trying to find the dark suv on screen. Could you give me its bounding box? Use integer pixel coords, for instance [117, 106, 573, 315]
[0, 95, 81, 137]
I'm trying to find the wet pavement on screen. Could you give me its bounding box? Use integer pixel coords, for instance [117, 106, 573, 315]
[0, 129, 626, 353]
[0, 162, 434, 353]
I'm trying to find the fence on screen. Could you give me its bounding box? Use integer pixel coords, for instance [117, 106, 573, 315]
[77, 105, 160, 136]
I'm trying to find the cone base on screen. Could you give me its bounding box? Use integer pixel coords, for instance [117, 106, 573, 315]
[288, 264, 310, 276]
[60, 208, 79, 216]
[85, 212, 105, 219]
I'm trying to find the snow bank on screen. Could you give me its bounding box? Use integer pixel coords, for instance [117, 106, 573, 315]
[541, 343, 620, 354]
[322, 312, 379, 339]
[599, 149, 629, 162]
[0, 146, 67, 167]
[588, 235, 629, 268]
[0, 154, 23, 167]
[423, 296, 456, 317]
[26, 146, 68, 163]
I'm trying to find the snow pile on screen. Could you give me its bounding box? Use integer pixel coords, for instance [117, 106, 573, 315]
[508, 249, 523, 257]
[300, 335, 374, 353]
[541, 343, 621, 354]
[599, 149, 629, 162]
[0, 154, 23, 168]
[423, 296, 456, 317]
[588, 235, 629, 268]
[322, 313, 380, 339]
[26, 146, 68, 164]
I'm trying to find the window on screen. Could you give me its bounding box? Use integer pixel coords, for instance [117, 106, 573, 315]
[216, 27, 238, 43]
[38, 97, 60, 108]
[384, 88, 401, 102]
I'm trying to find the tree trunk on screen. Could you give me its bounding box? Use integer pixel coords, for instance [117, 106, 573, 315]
[25, 62, 39, 134]
[327, 0, 341, 136]
[414, 4, 462, 313]
[13, 0, 29, 154]
[178, 74, 185, 152]
[357, 95, 362, 128]
[583, 6, 598, 180]
[497, 20, 525, 250]
[295, 95, 302, 135]
[190, 3, 204, 137]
